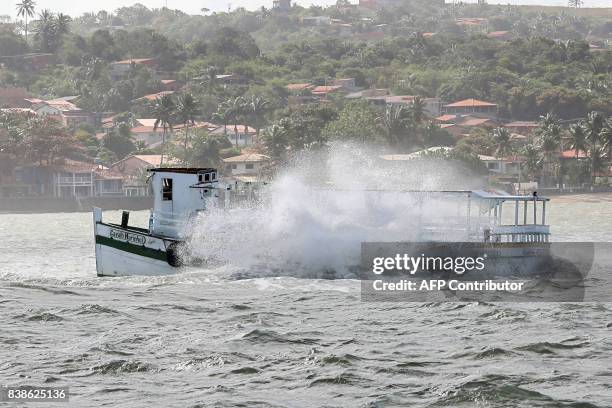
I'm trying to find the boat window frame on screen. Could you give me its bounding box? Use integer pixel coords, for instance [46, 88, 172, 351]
[162, 177, 173, 201]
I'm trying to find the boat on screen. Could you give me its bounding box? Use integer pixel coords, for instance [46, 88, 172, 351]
[93, 167, 552, 277]
[364, 189, 553, 278]
[93, 167, 221, 277]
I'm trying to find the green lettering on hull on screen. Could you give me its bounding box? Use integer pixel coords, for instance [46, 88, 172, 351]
[95, 235, 168, 262]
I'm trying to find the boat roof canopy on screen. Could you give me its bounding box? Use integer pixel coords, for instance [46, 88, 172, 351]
[147, 167, 217, 174]
[470, 189, 549, 201]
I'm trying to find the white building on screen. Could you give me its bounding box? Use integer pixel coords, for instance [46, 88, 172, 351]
[222, 153, 270, 176]
[211, 125, 257, 147]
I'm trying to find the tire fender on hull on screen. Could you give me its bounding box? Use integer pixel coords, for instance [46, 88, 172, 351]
[166, 242, 184, 267]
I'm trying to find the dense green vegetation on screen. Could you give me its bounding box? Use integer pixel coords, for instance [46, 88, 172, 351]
[1, 1, 611, 187]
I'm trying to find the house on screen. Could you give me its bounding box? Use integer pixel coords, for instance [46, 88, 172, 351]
[135, 90, 175, 102]
[363, 94, 441, 117]
[455, 18, 488, 28]
[330, 78, 357, 91]
[346, 88, 389, 99]
[0, 87, 30, 108]
[110, 58, 156, 80]
[130, 119, 166, 147]
[222, 153, 270, 176]
[161, 79, 182, 92]
[311, 85, 344, 96]
[286, 83, 313, 92]
[503, 121, 538, 136]
[478, 154, 523, 178]
[273, 0, 291, 11]
[215, 74, 248, 86]
[302, 16, 331, 26]
[110, 154, 180, 196]
[379, 146, 454, 162]
[440, 123, 464, 139]
[443, 99, 498, 117]
[13, 160, 124, 198]
[211, 125, 257, 146]
[0, 53, 54, 70]
[32, 98, 91, 127]
[487, 31, 512, 41]
[457, 116, 497, 129]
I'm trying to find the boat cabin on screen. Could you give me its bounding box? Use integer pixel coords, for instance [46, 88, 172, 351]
[148, 168, 220, 238]
[469, 189, 550, 243]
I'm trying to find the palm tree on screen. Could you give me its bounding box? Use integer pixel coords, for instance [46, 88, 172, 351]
[378, 105, 410, 147]
[583, 111, 606, 185]
[536, 113, 562, 187]
[176, 93, 199, 152]
[211, 103, 231, 139]
[53, 13, 71, 40]
[151, 95, 175, 166]
[16, 0, 36, 43]
[568, 123, 587, 159]
[521, 143, 543, 181]
[227, 97, 246, 147]
[35, 9, 54, 52]
[247, 95, 269, 138]
[600, 120, 612, 165]
[262, 123, 289, 164]
[410, 96, 426, 124]
[199, 66, 219, 92]
[492, 127, 513, 158]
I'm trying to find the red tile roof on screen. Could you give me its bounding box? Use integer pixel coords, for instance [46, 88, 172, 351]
[311, 85, 343, 95]
[436, 114, 458, 122]
[114, 58, 156, 65]
[487, 31, 510, 38]
[136, 91, 175, 101]
[504, 121, 538, 128]
[560, 149, 589, 159]
[458, 117, 495, 127]
[444, 98, 497, 108]
[286, 83, 312, 91]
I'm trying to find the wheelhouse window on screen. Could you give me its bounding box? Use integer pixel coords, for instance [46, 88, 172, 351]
[245, 163, 254, 170]
[162, 178, 173, 201]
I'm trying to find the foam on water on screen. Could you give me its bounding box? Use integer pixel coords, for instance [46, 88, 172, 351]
[186, 143, 484, 278]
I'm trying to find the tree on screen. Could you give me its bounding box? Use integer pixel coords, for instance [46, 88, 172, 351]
[198, 66, 219, 93]
[16, 0, 35, 43]
[53, 13, 71, 44]
[227, 96, 246, 147]
[568, 123, 587, 159]
[24, 117, 75, 165]
[492, 127, 513, 157]
[322, 101, 381, 144]
[151, 95, 175, 165]
[35, 9, 54, 52]
[378, 104, 412, 148]
[568, 0, 583, 8]
[582, 111, 607, 185]
[247, 95, 269, 137]
[535, 113, 562, 186]
[410, 96, 427, 124]
[262, 122, 290, 164]
[521, 143, 543, 181]
[187, 130, 231, 167]
[176, 93, 199, 151]
[211, 102, 232, 138]
[103, 123, 135, 159]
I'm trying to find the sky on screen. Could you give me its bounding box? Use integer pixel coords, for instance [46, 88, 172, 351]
[2, 0, 610, 19]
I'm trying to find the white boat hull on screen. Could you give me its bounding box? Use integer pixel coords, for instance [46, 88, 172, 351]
[95, 244, 178, 277]
[93, 208, 181, 277]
